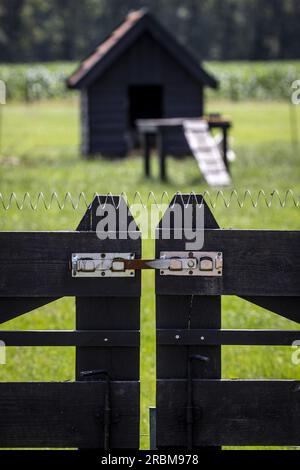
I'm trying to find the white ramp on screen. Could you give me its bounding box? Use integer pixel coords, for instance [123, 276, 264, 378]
[183, 120, 231, 187]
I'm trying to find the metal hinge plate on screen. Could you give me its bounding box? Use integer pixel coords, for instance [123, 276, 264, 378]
[159, 251, 223, 277]
[71, 251, 223, 278]
[72, 253, 135, 278]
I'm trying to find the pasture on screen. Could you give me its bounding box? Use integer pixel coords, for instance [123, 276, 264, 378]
[0, 91, 299, 449]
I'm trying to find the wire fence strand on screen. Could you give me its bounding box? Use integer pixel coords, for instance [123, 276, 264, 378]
[0, 190, 299, 211]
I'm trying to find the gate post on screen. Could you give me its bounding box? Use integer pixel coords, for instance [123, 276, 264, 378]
[75, 195, 141, 449]
[155, 194, 221, 450]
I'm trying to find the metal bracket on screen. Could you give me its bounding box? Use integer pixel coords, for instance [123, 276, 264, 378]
[149, 407, 157, 450]
[71, 253, 135, 278]
[80, 369, 111, 450]
[159, 251, 223, 277]
[187, 355, 210, 450]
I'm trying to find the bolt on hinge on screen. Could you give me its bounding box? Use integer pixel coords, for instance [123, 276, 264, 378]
[71, 253, 135, 278]
[159, 252, 223, 277]
[71, 252, 223, 278]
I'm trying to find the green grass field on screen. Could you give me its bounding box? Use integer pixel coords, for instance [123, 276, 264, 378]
[0, 97, 300, 449]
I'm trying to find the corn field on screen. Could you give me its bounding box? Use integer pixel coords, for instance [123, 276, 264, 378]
[0, 61, 299, 102]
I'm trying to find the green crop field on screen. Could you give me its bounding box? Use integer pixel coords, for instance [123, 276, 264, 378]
[0, 90, 300, 449]
[1, 60, 300, 101]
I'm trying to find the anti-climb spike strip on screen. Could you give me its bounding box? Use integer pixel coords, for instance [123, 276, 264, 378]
[0, 190, 299, 211]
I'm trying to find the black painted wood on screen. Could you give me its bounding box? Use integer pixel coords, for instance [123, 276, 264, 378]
[1, 191, 299, 450]
[0, 381, 139, 448]
[157, 329, 300, 346]
[157, 129, 166, 182]
[156, 196, 300, 448]
[0, 298, 58, 324]
[76, 194, 138, 232]
[0, 330, 140, 347]
[75, 196, 141, 448]
[157, 193, 219, 230]
[157, 379, 300, 446]
[0, 232, 140, 297]
[156, 194, 221, 450]
[155, 297, 221, 381]
[241, 296, 300, 324]
[68, 11, 216, 157]
[0, 195, 141, 450]
[156, 230, 300, 296]
[69, 12, 217, 90]
[143, 133, 151, 178]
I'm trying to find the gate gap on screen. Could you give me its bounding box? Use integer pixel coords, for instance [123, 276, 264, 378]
[140, 237, 156, 450]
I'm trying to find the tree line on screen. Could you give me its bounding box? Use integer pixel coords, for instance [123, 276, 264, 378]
[1, 0, 299, 63]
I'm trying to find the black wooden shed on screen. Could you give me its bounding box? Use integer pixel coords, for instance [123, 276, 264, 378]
[68, 8, 218, 157]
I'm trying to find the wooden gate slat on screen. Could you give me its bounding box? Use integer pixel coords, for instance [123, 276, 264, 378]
[241, 296, 300, 324]
[75, 195, 141, 449]
[0, 330, 140, 346]
[157, 379, 300, 447]
[157, 328, 300, 346]
[0, 297, 58, 324]
[157, 230, 300, 296]
[0, 381, 139, 448]
[0, 232, 140, 297]
[156, 194, 221, 450]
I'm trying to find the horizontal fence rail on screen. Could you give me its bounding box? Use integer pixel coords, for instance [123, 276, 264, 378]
[0, 382, 139, 448]
[0, 232, 141, 297]
[157, 329, 300, 346]
[0, 330, 140, 347]
[156, 230, 300, 296]
[157, 380, 300, 447]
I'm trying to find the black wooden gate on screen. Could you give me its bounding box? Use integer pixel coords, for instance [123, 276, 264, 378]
[0, 196, 141, 449]
[155, 194, 300, 448]
[0, 193, 300, 449]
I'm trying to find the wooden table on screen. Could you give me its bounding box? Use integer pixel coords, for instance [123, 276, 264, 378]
[136, 117, 232, 182]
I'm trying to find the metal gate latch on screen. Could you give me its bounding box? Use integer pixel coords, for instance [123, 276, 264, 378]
[71, 253, 135, 277]
[71, 252, 222, 277]
[159, 252, 222, 277]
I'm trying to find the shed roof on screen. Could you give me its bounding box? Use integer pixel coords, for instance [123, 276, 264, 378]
[67, 8, 218, 89]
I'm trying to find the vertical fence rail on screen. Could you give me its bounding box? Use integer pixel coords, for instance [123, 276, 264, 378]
[75, 195, 141, 449]
[155, 194, 221, 449]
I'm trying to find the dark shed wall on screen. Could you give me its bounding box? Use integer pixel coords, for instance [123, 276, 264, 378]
[85, 32, 204, 157]
[80, 89, 90, 156]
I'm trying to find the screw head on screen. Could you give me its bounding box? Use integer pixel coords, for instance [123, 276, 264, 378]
[201, 336, 205, 341]
[175, 335, 181, 340]
[101, 271, 105, 276]
[189, 270, 193, 275]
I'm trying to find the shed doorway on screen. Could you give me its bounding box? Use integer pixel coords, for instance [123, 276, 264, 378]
[128, 85, 163, 148]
